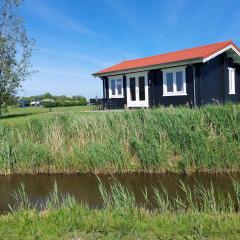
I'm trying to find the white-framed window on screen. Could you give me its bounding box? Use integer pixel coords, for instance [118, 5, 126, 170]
[228, 67, 236, 95]
[108, 75, 124, 98]
[162, 66, 187, 96]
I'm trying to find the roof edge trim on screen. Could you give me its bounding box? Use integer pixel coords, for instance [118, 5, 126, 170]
[203, 45, 240, 63]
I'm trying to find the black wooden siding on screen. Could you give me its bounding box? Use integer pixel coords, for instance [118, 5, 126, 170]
[196, 55, 225, 105]
[195, 54, 240, 105]
[102, 53, 240, 108]
[148, 66, 194, 107]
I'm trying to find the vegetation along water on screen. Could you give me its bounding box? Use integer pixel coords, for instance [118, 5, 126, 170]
[1, 103, 240, 174]
[1, 179, 240, 239]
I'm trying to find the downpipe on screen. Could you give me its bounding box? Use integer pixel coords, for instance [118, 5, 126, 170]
[189, 65, 197, 107]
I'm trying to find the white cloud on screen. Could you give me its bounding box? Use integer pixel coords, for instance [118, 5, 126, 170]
[21, 0, 141, 98]
[25, 0, 97, 37]
[39, 48, 114, 68]
[20, 65, 102, 99]
[24, 0, 138, 64]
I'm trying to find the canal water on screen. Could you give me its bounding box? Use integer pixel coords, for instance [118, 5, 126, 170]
[0, 173, 239, 213]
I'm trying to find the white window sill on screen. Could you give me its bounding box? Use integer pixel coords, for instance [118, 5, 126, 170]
[229, 93, 236, 95]
[109, 95, 124, 99]
[163, 93, 187, 97]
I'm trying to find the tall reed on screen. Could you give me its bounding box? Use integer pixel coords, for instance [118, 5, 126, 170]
[1, 104, 240, 174]
[7, 179, 240, 214]
[45, 181, 77, 210]
[153, 180, 237, 213]
[8, 181, 77, 213]
[99, 179, 136, 209]
[8, 183, 32, 212]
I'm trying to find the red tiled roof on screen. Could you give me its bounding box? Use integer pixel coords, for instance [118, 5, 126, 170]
[94, 40, 237, 76]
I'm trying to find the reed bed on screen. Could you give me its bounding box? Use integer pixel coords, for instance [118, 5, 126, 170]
[98, 179, 240, 213]
[8, 181, 77, 212]
[8, 179, 240, 214]
[1, 180, 240, 239]
[1, 103, 240, 174]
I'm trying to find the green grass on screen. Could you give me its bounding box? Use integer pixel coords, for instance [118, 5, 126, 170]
[1, 104, 240, 174]
[1, 180, 240, 239]
[1, 208, 239, 239]
[0, 105, 94, 124]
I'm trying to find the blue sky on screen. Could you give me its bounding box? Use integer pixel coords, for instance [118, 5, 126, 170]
[20, 0, 240, 99]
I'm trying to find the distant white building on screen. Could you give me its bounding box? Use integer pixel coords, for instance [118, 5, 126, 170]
[31, 101, 41, 107]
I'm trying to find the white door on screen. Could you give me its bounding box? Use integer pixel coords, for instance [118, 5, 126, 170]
[126, 72, 149, 107]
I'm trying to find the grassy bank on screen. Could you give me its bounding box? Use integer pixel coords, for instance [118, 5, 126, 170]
[1, 207, 240, 239]
[1, 104, 240, 174]
[1, 181, 240, 239]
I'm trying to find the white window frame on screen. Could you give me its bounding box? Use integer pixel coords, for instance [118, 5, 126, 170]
[108, 75, 124, 98]
[162, 66, 187, 96]
[228, 67, 236, 95]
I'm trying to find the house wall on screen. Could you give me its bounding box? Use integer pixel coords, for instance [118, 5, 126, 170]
[104, 67, 194, 108]
[102, 54, 240, 108]
[149, 66, 194, 107]
[196, 55, 225, 105]
[196, 54, 240, 105]
[223, 55, 240, 103]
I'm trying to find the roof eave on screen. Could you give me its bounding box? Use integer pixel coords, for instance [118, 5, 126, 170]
[203, 44, 240, 63]
[92, 57, 203, 77]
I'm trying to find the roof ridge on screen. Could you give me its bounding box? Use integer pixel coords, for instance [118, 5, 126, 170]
[123, 40, 233, 63]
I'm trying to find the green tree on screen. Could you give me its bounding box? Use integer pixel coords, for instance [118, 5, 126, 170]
[43, 92, 53, 100]
[0, 0, 34, 115]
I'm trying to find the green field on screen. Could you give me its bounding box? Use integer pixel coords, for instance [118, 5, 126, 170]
[0, 105, 96, 124]
[1, 104, 240, 174]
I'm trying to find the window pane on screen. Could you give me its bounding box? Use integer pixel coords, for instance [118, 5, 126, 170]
[117, 79, 122, 95]
[232, 71, 235, 92]
[176, 71, 183, 92]
[130, 77, 136, 101]
[229, 68, 235, 94]
[230, 74, 232, 91]
[139, 76, 145, 101]
[166, 72, 173, 92]
[111, 80, 116, 95]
